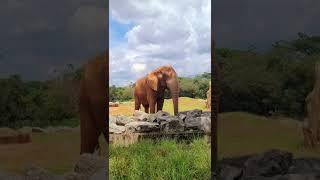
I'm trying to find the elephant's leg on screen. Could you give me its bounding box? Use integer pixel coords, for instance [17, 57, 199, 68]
[79, 76, 107, 154]
[148, 99, 156, 114]
[80, 91, 101, 154]
[134, 98, 141, 110]
[143, 104, 149, 113]
[157, 98, 164, 112]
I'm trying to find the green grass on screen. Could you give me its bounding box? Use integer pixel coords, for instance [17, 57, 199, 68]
[218, 112, 320, 158]
[109, 138, 211, 180]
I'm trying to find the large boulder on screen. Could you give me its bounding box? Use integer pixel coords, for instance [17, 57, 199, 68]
[133, 110, 149, 121]
[73, 153, 106, 180]
[217, 149, 320, 179]
[244, 149, 293, 177]
[114, 115, 133, 126]
[24, 165, 63, 180]
[289, 158, 320, 174]
[32, 127, 47, 133]
[179, 109, 203, 120]
[200, 116, 211, 134]
[125, 121, 160, 133]
[109, 123, 126, 134]
[159, 116, 185, 133]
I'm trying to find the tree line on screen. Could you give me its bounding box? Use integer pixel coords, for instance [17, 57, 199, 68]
[0, 32, 319, 128]
[109, 72, 211, 102]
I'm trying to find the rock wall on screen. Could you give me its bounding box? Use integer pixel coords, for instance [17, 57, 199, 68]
[109, 109, 211, 135]
[217, 149, 320, 180]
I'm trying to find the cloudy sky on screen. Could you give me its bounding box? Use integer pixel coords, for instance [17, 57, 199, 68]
[213, 0, 320, 51]
[109, 0, 211, 86]
[1, 0, 320, 82]
[0, 0, 107, 81]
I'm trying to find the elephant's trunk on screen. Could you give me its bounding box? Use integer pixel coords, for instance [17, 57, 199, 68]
[167, 78, 179, 115]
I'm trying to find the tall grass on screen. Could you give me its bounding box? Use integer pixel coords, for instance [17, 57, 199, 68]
[109, 138, 211, 180]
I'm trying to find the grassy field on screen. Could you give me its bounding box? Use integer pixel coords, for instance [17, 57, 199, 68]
[0, 97, 319, 177]
[110, 97, 209, 116]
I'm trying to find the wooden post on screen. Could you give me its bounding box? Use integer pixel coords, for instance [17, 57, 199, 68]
[303, 62, 320, 148]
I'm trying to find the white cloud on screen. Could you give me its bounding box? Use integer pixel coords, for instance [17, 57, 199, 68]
[110, 0, 211, 86]
[131, 63, 146, 73]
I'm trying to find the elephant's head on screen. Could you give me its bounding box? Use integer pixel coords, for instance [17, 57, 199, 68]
[146, 66, 179, 115]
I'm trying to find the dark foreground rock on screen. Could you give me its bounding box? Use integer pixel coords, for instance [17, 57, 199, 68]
[217, 149, 320, 180]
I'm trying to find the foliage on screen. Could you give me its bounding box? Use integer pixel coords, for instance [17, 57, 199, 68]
[218, 33, 320, 119]
[109, 85, 134, 102]
[0, 72, 80, 128]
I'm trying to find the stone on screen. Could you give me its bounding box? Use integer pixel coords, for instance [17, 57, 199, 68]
[109, 123, 126, 134]
[217, 150, 320, 179]
[289, 158, 320, 174]
[179, 109, 203, 120]
[201, 111, 211, 117]
[32, 127, 47, 133]
[133, 110, 149, 121]
[125, 121, 160, 133]
[200, 116, 211, 134]
[109, 115, 117, 123]
[155, 110, 170, 118]
[24, 165, 62, 180]
[185, 117, 202, 130]
[217, 165, 243, 180]
[244, 149, 293, 177]
[114, 115, 133, 126]
[146, 114, 157, 122]
[74, 153, 106, 179]
[160, 116, 185, 132]
[157, 115, 178, 123]
[0, 170, 23, 180]
[178, 113, 187, 121]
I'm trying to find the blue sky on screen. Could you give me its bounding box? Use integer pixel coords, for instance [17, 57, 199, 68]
[109, 16, 132, 48]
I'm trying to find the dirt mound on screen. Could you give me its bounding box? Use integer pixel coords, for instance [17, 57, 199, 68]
[0, 127, 20, 137]
[0, 127, 31, 144]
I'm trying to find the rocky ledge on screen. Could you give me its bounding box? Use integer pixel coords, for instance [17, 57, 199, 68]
[109, 109, 211, 134]
[217, 149, 320, 180]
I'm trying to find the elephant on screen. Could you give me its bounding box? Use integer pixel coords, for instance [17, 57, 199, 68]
[79, 51, 108, 154]
[134, 66, 179, 115]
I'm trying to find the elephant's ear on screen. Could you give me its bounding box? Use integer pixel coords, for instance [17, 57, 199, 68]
[147, 73, 158, 91]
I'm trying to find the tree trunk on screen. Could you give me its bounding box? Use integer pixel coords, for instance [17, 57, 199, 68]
[206, 81, 211, 109]
[303, 62, 320, 148]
